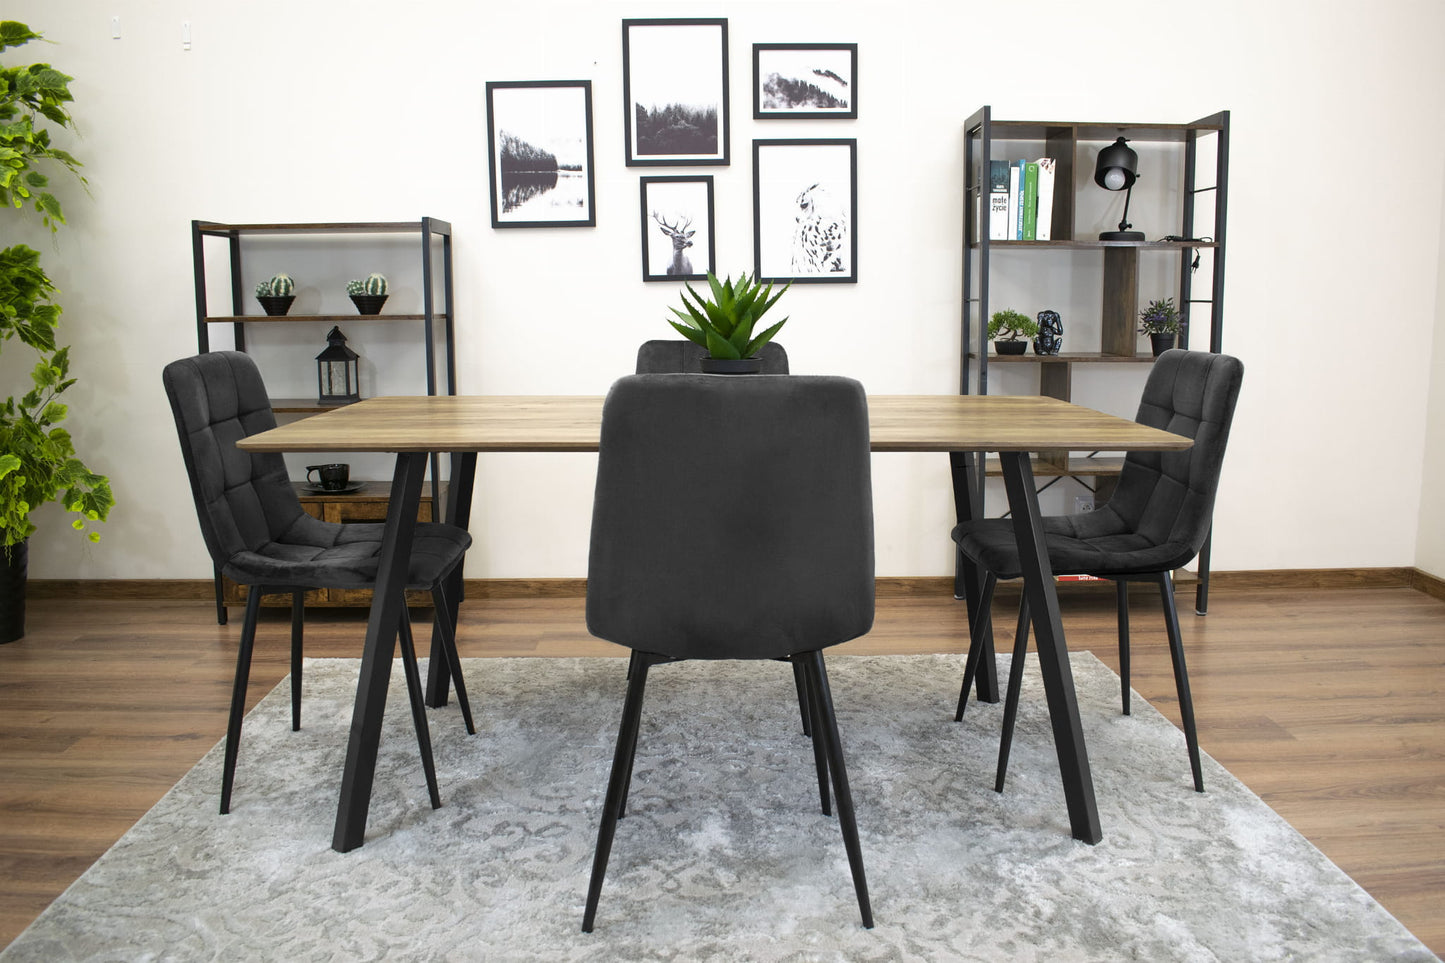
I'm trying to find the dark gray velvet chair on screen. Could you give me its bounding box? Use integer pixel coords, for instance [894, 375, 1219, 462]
[953, 349, 1244, 794]
[582, 373, 875, 931]
[634, 338, 790, 374]
[162, 351, 475, 815]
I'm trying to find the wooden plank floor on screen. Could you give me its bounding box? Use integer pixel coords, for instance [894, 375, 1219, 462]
[1, 585, 1442, 954]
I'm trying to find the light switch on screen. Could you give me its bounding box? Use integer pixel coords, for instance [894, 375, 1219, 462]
[110, 16, 121, 39]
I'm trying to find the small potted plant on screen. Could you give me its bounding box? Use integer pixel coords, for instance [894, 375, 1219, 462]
[346, 273, 388, 315]
[667, 272, 789, 373]
[988, 309, 1038, 355]
[254, 273, 295, 316]
[1138, 297, 1182, 356]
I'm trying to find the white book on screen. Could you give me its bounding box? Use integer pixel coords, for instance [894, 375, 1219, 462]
[1006, 163, 1021, 242]
[1034, 157, 1055, 241]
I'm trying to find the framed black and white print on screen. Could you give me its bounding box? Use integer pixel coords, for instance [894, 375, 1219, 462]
[486, 80, 596, 228]
[622, 19, 729, 166]
[753, 139, 857, 284]
[753, 44, 857, 119]
[640, 176, 715, 282]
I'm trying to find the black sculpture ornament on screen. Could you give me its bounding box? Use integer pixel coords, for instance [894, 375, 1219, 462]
[1034, 309, 1063, 355]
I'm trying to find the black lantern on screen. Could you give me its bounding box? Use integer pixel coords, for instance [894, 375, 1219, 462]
[316, 326, 360, 404]
[1094, 136, 1144, 241]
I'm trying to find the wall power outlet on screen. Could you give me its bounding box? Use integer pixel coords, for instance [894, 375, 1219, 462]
[1073, 494, 1095, 514]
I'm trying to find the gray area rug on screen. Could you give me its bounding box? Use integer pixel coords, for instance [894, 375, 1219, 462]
[3, 654, 1436, 962]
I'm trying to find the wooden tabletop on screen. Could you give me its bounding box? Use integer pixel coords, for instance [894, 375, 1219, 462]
[236, 394, 1192, 454]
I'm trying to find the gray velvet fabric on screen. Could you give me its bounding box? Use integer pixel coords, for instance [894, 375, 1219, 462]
[633, 339, 790, 374]
[586, 374, 873, 660]
[162, 352, 469, 590]
[952, 349, 1244, 579]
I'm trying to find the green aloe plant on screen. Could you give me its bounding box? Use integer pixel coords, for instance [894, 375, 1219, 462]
[667, 272, 790, 360]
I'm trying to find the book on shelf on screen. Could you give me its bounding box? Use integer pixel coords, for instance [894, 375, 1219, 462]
[1014, 160, 1028, 239]
[1021, 161, 1040, 241]
[1006, 162, 1022, 241]
[988, 159, 1010, 241]
[1034, 157, 1055, 241]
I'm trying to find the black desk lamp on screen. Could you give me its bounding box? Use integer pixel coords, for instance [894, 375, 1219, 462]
[1095, 136, 1144, 241]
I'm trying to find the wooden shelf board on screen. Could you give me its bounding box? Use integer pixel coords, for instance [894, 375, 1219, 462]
[195, 220, 450, 236]
[974, 120, 1225, 142]
[206, 314, 443, 324]
[976, 239, 1217, 250]
[974, 352, 1155, 364]
[982, 455, 1126, 478]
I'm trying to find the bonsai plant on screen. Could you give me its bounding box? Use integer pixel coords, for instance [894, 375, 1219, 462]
[667, 271, 789, 373]
[987, 308, 1038, 355]
[0, 21, 114, 642]
[254, 273, 295, 315]
[1138, 297, 1181, 356]
[346, 272, 388, 314]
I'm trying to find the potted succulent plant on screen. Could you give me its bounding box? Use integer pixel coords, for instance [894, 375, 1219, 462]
[667, 272, 789, 374]
[0, 21, 114, 643]
[1138, 297, 1182, 356]
[347, 273, 388, 314]
[988, 309, 1038, 355]
[254, 273, 295, 316]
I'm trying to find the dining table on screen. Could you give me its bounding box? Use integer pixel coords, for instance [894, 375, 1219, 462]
[236, 392, 1193, 852]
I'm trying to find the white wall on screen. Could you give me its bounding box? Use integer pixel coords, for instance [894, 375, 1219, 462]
[1418, 155, 1445, 580]
[7, 0, 1445, 581]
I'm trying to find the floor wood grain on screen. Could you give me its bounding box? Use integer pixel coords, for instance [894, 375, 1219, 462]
[1, 586, 1441, 954]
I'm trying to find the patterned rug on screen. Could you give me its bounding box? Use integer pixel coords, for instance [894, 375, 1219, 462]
[2, 654, 1436, 962]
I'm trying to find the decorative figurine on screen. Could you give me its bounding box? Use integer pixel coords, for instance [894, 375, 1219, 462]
[1034, 309, 1063, 355]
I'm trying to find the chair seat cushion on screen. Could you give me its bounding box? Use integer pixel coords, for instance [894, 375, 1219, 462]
[221, 518, 471, 590]
[951, 513, 1196, 580]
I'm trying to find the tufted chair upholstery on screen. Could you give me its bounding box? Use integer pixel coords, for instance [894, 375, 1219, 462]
[952, 349, 1244, 794]
[633, 339, 790, 375]
[163, 351, 474, 815]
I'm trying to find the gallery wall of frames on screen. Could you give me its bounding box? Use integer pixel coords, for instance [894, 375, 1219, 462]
[485, 18, 859, 285]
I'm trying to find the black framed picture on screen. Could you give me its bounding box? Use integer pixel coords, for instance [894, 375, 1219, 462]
[753, 139, 857, 284]
[622, 19, 729, 166]
[485, 80, 596, 228]
[640, 176, 715, 282]
[753, 43, 857, 119]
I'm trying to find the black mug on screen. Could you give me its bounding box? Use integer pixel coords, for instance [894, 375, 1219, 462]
[306, 463, 350, 490]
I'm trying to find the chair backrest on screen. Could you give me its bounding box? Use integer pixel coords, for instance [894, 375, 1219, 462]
[1106, 348, 1245, 556]
[587, 374, 873, 661]
[634, 339, 790, 374]
[162, 351, 306, 567]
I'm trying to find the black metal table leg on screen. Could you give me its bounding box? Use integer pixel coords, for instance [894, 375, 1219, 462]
[426, 451, 477, 707]
[998, 451, 1102, 845]
[332, 451, 428, 853]
[950, 450, 998, 703]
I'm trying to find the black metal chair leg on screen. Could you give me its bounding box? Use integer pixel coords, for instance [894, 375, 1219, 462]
[220, 589, 263, 815]
[618, 651, 645, 820]
[290, 590, 304, 732]
[1116, 579, 1132, 716]
[397, 603, 442, 810]
[583, 652, 654, 933]
[430, 583, 475, 735]
[956, 572, 997, 721]
[804, 654, 831, 816]
[1155, 572, 1204, 792]
[792, 657, 812, 737]
[995, 595, 1031, 793]
[213, 565, 228, 625]
[801, 650, 873, 929]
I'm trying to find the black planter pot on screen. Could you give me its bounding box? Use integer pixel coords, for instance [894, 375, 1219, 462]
[1149, 333, 1177, 357]
[256, 295, 295, 316]
[699, 356, 763, 374]
[350, 294, 388, 315]
[0, 539, 27, 644]
[994, 340, 1028, 355]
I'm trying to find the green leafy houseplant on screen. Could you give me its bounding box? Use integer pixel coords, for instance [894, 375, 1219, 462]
[0, 22, 112, 564]
[667, 272, 790, 361]
[1138, 297, 1181, 335]
[987, 309, 1039, 342]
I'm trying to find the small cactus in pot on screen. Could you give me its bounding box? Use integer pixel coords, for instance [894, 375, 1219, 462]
[254, 273, 296, 315]
[347, 273, 388, 314]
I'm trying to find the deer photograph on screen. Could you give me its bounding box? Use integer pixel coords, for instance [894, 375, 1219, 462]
[640, 176, 714, 281]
